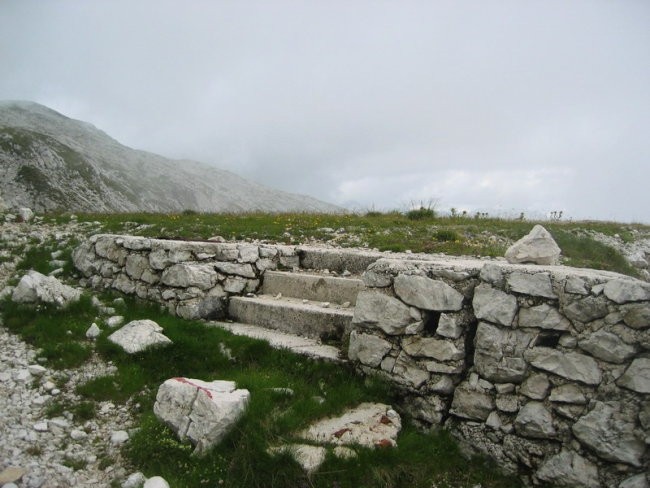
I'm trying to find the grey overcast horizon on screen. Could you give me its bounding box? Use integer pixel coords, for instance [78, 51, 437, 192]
[1, 1, 648, 222]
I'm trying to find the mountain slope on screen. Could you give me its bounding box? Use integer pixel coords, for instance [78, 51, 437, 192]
[0, 101, 342, 213]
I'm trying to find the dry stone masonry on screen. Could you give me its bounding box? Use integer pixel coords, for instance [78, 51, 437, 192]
[73, 234, 650, 487]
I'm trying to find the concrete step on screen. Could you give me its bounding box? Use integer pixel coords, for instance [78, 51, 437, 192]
[261, 270, 365, 305]
[208, 321, 342, 362]
[228, 295, 354, 342]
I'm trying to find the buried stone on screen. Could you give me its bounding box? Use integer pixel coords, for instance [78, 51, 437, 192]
[107, 319, 172, 354]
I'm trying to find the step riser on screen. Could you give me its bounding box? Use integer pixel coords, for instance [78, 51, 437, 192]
[228, 298, 352, 342]
[262, 271, 364, 305]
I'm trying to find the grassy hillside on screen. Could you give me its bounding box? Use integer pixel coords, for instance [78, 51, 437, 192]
[63, 211, 647, 277]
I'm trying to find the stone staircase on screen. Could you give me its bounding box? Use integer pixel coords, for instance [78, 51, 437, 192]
[211, 271, 365, 361]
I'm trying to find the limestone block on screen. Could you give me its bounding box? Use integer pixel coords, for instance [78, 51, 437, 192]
[604, 279, 650, 304]
[391, 353, 429, 388]
[401, 336, 464, 362]
[507, 272, 557, 299]
[402, 395, 446, 425]
[534, 449, 600, 488]
[237, 244, 259, 263]
[72, 242, 99, 277]
[450, 385, 494, 421]
[474, 322, 535, 383]
[352, 290, 414, 335]
[561, 296, 609, 323]
[621, 303, 650, 329]
[121, 236, 152, 251]
[95, 236, 126, 264]
[617, 358, 650, 394]
[125, 254, 150, 280]
[549, 384, 587, 404]
[214, 262, 256, 278]
[362, 269, 393, 288]
[140, 269, 160, 285]
[572, 401, 645, 467]
[578, 330, 636, 364]
[268, 444, 327, 474]
[259, 246, 278, 258]
[520, 374, 550, 400]
[514, 401, 556, 439]
[153, 378, 250, 455]
[12, 270, 81, 306]
[480, 263, 504, 286]
[393, 274, 464, 311]
[161, 263, 218, 290]
[113, 273, 136, 294]
[348, 331, 392, 367]
[525, 348, 602, 385]
[473, 284, 518, 326]
[495, 394, 519, 413]
[518, 304, 571, 331]
[108, 319, 172, 354]
[619, 474, 649, 488]
[224, 276, 247, 293]
[565, 276, 590, 295]
[437, 313, 464, 338]
[504, 225, 561, 265]
[255, 258, 277, 273]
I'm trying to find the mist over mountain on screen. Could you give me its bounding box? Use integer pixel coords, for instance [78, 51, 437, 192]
[0, 101, 342, 214]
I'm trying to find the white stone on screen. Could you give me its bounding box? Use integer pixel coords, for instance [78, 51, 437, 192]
[122, 472, 147, 488]
[106, 315, 124, 329]
[437, 313, 463, 338]
[520, 374, 550, 400]
[27, 364, 46, 376]
[352, 290, 414, 335]
[572, 401, 645, 467]
[507, 272, 557, 298]
[153, 377, 250, 455]
[578, 330, 636, 364]
[514, 401, 556, 439]
[535, 449, 600, 488]
[12, 270, 81, 306]
[107, 319, 172, 354]
[33, 421, 48, 432]
[473, 284, 518, 326]
[619, 474, 649, 488]
[524, 348, 602, 385]
[617, 358, 650, 394]
[161, 263, 217, 290]
[518, 304, 570, 331]
[111, 430, 129, 445]
[474, 322, 534, 383]
[393, 274, 464, 311]
[401, 336, 464, 362]
[348, 331, 392, 367]
[298, 403, 401, 448]
[143, 476, 170, 488]
[549, 384, 586, 404]
[268, 445, 327, 474]
[603, 278, 650, 304]
[505, 225, 561, 265]
[86, 323, 101, 339]
[449, 385, 494, 421]
[17, 207, 34, 222]
[70, 429, 88, 440]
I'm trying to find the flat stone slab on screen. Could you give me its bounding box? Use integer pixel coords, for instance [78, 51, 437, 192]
[107, 319, 172, 354]
[298, 402, 401, 448]
[209, 321, 342, 361]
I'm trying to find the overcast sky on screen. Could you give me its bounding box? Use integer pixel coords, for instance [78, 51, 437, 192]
[1, 1, 649, 222]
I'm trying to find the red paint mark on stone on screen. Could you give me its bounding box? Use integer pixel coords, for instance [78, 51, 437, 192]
[375, 439, 393, 448]
[333, 428, 351, 439]
[379, 415, 392, 425]
[172, 377, 214, 399]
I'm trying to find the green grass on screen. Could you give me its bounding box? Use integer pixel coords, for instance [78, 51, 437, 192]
[1, 291, 522, 488]
[56, 211, 648, 277]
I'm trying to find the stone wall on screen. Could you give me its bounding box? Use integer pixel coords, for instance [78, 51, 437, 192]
[73, 235, 650, 486]
[352, 257, 649, 487]
[72, 234, 302, 320]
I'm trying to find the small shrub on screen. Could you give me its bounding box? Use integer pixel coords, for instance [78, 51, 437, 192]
[407, 206, 436, 220]
[434, 229, 460, 242]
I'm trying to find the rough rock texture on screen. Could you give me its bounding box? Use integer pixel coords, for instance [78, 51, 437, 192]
[153, 378, 250, 455]
[393, 274, 463, 311]
[352, 290, 415, 335]
[534, 450, 600, 488]
[107, 319, 173, 354]
[298, 403, 402, 448]
[11, 270, 81, 306]
[505, 225, 561, 265]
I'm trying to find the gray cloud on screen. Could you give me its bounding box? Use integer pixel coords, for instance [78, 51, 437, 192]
[1, 0, 648, 221]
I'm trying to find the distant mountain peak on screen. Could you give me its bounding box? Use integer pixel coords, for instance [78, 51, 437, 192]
[0, 101, 343, 214]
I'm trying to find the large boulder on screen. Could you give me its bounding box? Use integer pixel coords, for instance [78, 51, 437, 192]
[153, 378, 250, 455]
[505, 225, 561, 265]
[11, 270, 81, 306]
[107, 319, 172, 354]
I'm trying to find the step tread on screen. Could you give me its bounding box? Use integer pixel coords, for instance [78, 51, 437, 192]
[208, 321, 343, 362]
[230, 294, 355, 316]
[262, 270, 365, 304]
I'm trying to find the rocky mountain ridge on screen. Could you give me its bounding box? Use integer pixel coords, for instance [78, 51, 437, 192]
[0, 101, 342, 214]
